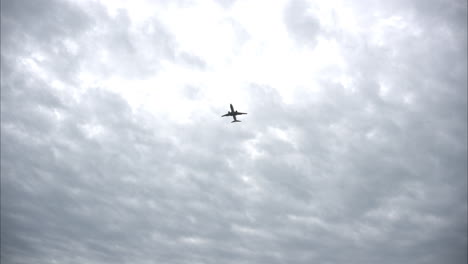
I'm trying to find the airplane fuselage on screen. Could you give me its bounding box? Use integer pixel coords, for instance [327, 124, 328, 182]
[222, 104, 247, 123]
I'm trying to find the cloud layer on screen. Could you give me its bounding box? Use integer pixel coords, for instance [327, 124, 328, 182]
[1, 0, 466, 263]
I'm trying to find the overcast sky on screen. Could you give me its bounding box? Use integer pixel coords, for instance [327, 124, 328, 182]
[1, 0, 467, 263]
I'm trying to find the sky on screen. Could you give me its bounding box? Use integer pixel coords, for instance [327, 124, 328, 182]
[1, 0, 467, 263]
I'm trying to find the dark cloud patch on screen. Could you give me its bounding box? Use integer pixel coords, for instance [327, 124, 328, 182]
[1, 0, 205, 84]
[1, 0, 94, 85]
[2, 85, 176, 263]
[1, 0, 92, 44]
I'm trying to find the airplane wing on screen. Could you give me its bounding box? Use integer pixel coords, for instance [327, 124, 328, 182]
[236, 112, 247, 115]
[222, 113, 232, 117]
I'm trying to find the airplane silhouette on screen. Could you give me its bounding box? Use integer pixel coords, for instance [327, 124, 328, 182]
[222, 104, 247, 123]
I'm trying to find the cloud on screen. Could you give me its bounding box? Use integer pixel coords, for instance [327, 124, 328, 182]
[1, 0, 466, 263]
[283, 0, 321, 47]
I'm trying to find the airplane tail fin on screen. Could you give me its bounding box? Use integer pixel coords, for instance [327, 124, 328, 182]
[231, 120, 241, 123]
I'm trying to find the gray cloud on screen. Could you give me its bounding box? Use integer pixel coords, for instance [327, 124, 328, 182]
[1, 0, 466, 264]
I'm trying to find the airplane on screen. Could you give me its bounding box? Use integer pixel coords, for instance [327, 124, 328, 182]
[222, 104, 247, 123]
